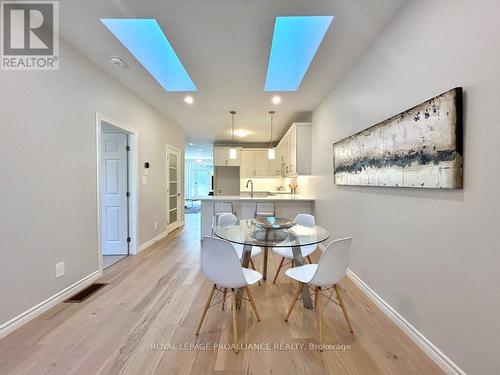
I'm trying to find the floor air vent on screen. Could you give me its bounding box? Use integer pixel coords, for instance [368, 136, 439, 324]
[64, 283, 107, 303]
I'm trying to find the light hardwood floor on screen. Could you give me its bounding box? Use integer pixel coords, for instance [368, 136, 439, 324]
[0, 214, 445, 375]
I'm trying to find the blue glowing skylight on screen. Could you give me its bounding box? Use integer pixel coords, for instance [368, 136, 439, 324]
[101, 19, 196, 92]
[265, 16, 333, 92]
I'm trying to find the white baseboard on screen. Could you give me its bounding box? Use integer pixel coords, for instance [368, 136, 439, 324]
[0, 269, 102, 339]
[137, 230, 168, 253]
[346, 269, 466, 375]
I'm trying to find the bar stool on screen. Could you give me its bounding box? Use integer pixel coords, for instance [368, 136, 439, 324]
[255, 202, 275, 217]
[212, 201, 234, 235]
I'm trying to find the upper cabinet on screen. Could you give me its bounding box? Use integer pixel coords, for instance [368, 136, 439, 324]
[241, 149, 270, 177]
[278, 122, 311, 177]
[213, 147, 241, 166]
[254, 149, 270, 176]
[214, 122, 311, 177]
[269, 145, 281, 176]
[240, 149, 255, 177]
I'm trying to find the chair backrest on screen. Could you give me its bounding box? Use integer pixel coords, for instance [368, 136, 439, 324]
[295, 213, 315, 227]
[293, 214, 316, 253]
[255, 202, 275, 217]
[214, 201, 233, 214]
[217, 212, 238, 227]
[310, 237, 352, 287]
[201, 237, 247, 288]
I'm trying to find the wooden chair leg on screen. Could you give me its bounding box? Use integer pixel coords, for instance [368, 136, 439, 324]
[196, 284, 216, 336]
[285, 283, 303, 321]
[245, 286, 261, 321]
[334, 284, 354, 334]
[318, 287, 323, 350]
[307, 255, 313, 264]
[272, 257, 285, 284]
[231, 289, 239, 353]
[249, 259, 261, 286]
[221, 288, 227, 310]
[314, 286, 319, 309]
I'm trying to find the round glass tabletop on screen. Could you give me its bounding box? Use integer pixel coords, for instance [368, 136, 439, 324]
[214, 218, 330, 248]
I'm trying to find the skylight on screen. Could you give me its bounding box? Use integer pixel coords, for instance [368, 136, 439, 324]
[100, 19, 197, 92]
[264, 16, 333, 92]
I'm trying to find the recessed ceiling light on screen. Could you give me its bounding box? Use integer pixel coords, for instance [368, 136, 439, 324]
[234, 129, 251, 138]
[199, 148, 203, 151]
[272, 96, 281, 104]
[189, 142, 194, 146]
[184, 96, 194, 104]
[196, 159, 202, 163]
[101, 19, 197, 91]
[265, 16, 333, 91]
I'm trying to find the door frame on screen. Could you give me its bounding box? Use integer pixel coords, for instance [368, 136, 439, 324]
[96, 113, 138, 272]
[166, 144, 182, 232]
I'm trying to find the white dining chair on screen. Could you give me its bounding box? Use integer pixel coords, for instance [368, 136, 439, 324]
[284, 237, 354, 348]
[218, 213, 262, 263]
[271, 214, 317, 283]
[195, 237, 262, 353]
[217, 213, 262, 288]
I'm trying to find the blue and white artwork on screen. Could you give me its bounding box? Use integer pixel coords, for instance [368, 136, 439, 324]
[333, 88, 463, 189]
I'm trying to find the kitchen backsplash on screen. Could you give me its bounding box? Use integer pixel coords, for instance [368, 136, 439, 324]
[240, 176, 313, 196]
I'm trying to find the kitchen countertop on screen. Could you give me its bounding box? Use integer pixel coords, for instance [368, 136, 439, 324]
[199, 195, 315, 202]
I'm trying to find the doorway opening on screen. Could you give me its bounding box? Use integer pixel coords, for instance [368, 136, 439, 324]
[184, 159, 213, 214]
[96, 114, 138, 270]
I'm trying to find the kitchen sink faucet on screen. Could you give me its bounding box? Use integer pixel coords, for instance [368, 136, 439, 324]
[246, 180, 254, 198]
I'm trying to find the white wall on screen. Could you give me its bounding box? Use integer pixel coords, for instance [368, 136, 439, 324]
[311, 1, 500, 374]
[0, 40, 184, 327]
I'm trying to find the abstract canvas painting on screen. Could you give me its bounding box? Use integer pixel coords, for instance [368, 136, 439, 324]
[333, 87, 463, 189]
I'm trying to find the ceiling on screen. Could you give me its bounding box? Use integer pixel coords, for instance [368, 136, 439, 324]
[60, 0, 407, 143]
[185, 142, 213, 160]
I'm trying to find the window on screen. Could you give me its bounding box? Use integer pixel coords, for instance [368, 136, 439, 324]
[185, 159, 213, 199]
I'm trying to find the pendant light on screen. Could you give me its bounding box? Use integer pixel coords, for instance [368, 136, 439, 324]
[229, 110, 237, 160]
[268, 110, 276, 160]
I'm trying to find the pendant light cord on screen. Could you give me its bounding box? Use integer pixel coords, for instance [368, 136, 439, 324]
[230, 110, 236, 144]
[269, 110, 275, 148]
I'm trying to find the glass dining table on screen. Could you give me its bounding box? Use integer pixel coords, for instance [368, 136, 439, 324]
[214, 217, 330, 309]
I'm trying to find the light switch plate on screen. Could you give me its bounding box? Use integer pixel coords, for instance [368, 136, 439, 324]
[55, 262, 65, 278]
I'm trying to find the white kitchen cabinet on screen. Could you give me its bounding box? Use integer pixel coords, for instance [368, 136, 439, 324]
[269, 146, 281, 176]
[277, 122, 311, 177]
[213, 147, 240, 166]
[215, 123, 310, 178]
[241, 149, 270, 177]
[254, 149, 270, 176]
[240, 149, 255, 177]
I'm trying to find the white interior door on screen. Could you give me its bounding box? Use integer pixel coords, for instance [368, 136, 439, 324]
[101, 132, 129, 255]
[167, 147, 180, 231]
